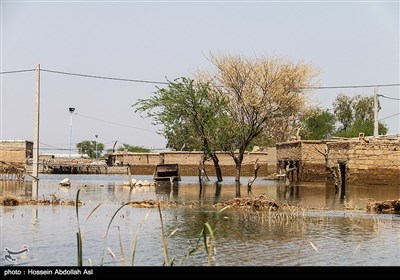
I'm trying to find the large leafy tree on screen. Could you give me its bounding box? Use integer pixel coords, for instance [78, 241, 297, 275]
[201, 53, 319, 182]
[300, 108, 336, 140]
[76, 140, 104, 159]
[133, 77, 229, 182]
[333, 93, 387, 137]
[333, 94, 353, 132]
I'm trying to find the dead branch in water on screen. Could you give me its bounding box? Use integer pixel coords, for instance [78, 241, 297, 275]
[247, 158, 260, 194]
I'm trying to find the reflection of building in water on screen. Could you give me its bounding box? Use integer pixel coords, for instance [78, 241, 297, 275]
[0, 180, 32, 199]
[276, 184, 300, 204]
[155, 181, 179, 201]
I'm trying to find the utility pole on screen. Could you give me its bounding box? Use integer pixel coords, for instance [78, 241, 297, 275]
[32, 64, 40, 200]
[69, 107, 75, 158]
[95, 134, 98, 164]
[374, 87, 379, 137]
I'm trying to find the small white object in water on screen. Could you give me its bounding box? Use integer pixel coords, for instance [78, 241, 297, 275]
[59, 178, 71, 187]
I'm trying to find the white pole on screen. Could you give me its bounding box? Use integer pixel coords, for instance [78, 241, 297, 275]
[69, 107, 75, 158]
[374, 87, 379, 137]
[95, 134, 98, 163]
[32, 64, 40, 200]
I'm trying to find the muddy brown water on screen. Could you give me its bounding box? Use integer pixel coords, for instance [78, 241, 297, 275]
[1, 174, 399, 266]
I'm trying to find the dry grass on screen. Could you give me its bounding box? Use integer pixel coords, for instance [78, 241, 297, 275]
[214, 194, 279, 211]
[129, 200, 178, 208]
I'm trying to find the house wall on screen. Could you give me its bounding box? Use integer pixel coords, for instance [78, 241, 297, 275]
[110, 151, 274, 177]
[276, 140, 327, 182]
[277, 138, 400, 185]
[327, 139, 400, 186]
[0, 140, 33, 165]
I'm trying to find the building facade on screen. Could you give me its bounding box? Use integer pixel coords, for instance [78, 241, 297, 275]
[0, 140, 33, 165]
[276, 136, 400, 186]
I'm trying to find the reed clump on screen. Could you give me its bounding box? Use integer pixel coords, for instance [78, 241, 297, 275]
[129, 200, 178, 208]
[367, 199, 400, 214]
[214, 194, 279, 211]
[0, 194, 20, 206]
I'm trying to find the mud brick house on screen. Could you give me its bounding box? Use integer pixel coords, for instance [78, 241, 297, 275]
[276, 140, 329, 182]
[0, 140, 33, 165]
[326, 136, 400, 186]
[276, 136, 400, 186]
[0, 140, 33, 179]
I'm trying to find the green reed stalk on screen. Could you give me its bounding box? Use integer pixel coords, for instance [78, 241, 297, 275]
[130, 209, 152, 266]
[75, 189, 83, 266]
[100, 202, 131, 266]
[202, 222, 214, 266]
[75, 189, 103, 266]
[117, 226, 126, 266]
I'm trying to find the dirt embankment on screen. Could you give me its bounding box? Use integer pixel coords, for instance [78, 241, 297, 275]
[2, 194, 400, 214]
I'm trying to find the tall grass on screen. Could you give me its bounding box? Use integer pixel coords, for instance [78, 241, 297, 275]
[157, 201, 170, 266]
[74, 187, 229, 266]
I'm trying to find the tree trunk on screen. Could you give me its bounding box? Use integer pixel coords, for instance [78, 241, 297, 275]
[234, 153, 243, 182]
[210, 152, 223, 182]
[198, 154, 209, 183]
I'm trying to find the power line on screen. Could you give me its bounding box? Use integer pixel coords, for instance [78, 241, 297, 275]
[40, 69, 169, 85]
[0, 69, 36, 74]
[41, 68, 400, 89]
[304, 83, 400, 89]
[75, 113, 158, 133]
[379, 112, 400, 121]
[378, 94, 400, 101]
[1, 67, 400, 89]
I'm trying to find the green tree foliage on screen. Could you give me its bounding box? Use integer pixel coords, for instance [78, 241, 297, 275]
[133, 77, 229, 181]
[335, 120, 387, 138]
[76, 140, 104, 159]
[300, 108, 336, 140]
[333, 94, 353, 132]
[333, 93, 388, 137]
[117, 143, 151, 153]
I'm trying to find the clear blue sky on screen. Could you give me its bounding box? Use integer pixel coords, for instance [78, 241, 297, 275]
[1, 0, 399, 154]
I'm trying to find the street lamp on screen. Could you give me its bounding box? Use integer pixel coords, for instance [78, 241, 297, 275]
[95, 134, 98, 163]
[69, 107, 75, 158]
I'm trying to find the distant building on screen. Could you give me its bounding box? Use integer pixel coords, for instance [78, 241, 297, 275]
[0, 140, 33, 165]
[108, 149, 276, 177]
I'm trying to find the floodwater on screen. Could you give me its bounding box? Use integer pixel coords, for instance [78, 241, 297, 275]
[1, 174, 399, 266]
